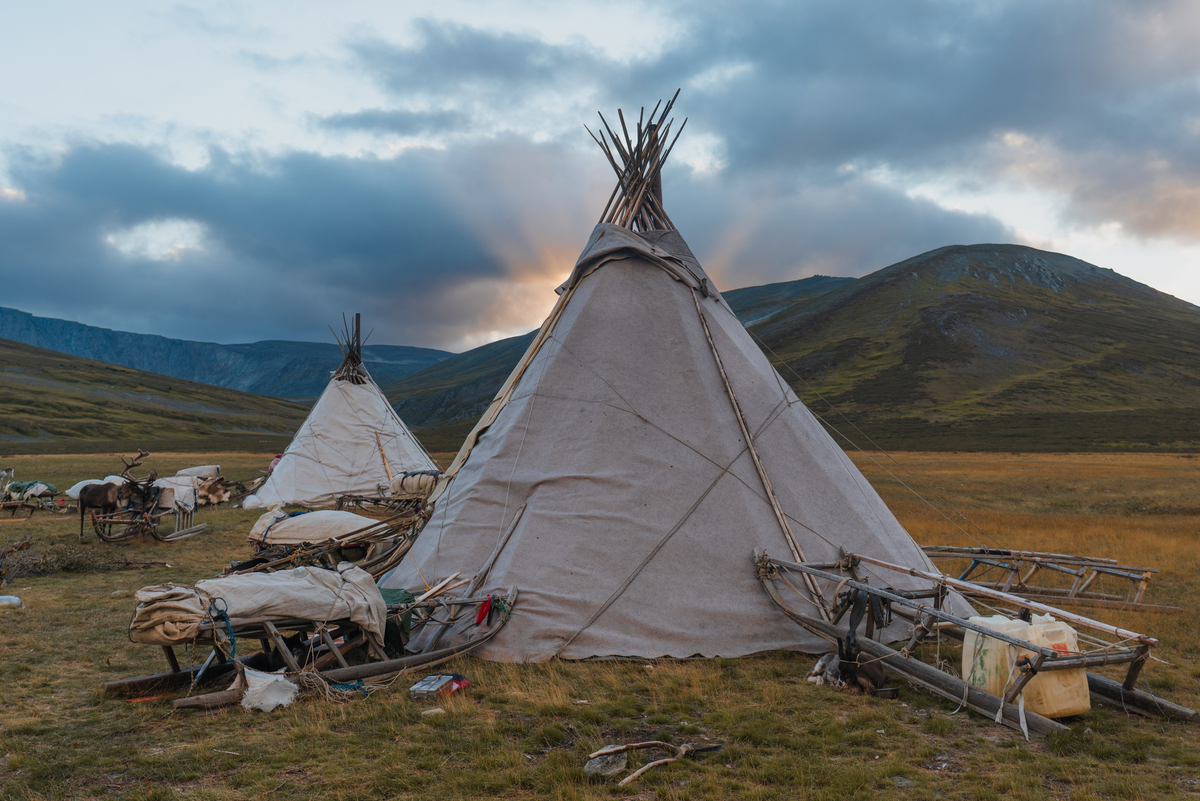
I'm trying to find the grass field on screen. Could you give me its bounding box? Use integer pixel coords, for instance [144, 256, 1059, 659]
[1, 451, 1198, 800]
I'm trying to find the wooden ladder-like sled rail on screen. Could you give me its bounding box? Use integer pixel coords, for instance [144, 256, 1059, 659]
[920, 545, 1178, 612]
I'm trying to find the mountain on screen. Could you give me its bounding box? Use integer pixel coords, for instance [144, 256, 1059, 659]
[0, 307, 450, 399]
[0, 338, 309, 454]
[749, 244, 1200, 450]
[383, 332, 537, 452]
[387, 244, 1200, 452]
[723, 275, 856, 325]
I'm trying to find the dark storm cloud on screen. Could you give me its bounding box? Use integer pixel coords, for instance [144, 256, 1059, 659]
[349, 1, 1200, 239]
[0, 142, 506, 345]
[349, 20, 596, 97]
[319, 108, 469, 136]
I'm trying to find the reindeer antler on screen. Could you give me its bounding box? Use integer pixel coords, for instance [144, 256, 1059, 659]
[120, 450, 151, 480]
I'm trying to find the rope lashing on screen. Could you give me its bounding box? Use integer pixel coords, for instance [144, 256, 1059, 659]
[208, 596, 236, 661]
[330, 679, 369, 698]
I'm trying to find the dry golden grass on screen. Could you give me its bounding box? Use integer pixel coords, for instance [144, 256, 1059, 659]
[0, 451, 1198, 800]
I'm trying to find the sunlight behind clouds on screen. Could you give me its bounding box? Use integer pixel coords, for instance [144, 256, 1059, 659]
[3, 1, 1200, 348]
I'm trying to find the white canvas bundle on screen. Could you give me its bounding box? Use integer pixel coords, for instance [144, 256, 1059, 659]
[247, 508, 377, 545]
[129, 562, 387, 651]
[153, 475, 201, 511]
[176, 465, 221, 479]
[66, 479, 102, 499]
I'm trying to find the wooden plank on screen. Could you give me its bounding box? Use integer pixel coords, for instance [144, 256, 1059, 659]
[312, 633, 366, 672]
[318, 627, 351, 669]
[173, 688, 244, 710]
[960, 586, 1181, 612]
[415, 572, 462, 603]
[1087, 672, 1197, 721]
[102, 662, 235, 697]
[264, 621, 301, 673]
[1122, 645, 1151, 690]
[1028, 650, 1141, 671]
[161, 646, 181, 673]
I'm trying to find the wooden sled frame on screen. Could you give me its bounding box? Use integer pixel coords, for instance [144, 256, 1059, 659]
[921, 545, 1178, 612]
[754, 550, 1196, 729]
[1, 496, 72, 520]
[333, 493, 426, 518]
[227, 510, 427, 580]
[91, 506, 206, 543]
[103, 586, 518, 709]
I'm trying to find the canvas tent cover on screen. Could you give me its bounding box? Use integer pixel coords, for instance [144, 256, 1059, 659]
[248, 508, 378, 546]
[129, 562, 386, 650]
[244, 370, 434, 509]
[380, 223, 969, 661]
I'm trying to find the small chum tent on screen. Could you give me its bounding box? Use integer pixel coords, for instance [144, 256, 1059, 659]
[245, 315, 436, 510]
[380, 94, 965, 660]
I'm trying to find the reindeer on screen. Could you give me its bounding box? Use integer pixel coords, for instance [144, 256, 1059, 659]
[119, 450, 157, 511]
[79, 482, 132, 538]
[80, 451, 156, 538]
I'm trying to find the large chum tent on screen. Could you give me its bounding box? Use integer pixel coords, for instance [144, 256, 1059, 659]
[245, 315, 436, 509]
[380, 95, 962, 660]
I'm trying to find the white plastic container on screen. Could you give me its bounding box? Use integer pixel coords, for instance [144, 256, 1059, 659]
[1021, 619, 1090, 718]
[962, 613, 1090, 718]
[963, 615, 1029, 697]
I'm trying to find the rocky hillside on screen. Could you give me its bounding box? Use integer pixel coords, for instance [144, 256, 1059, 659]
[387, 244, 1200, 452]
[0, 338, 309, 454]
[0, 307, 450, 399]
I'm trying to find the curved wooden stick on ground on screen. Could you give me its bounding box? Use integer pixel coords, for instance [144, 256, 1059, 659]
[588, 742, 709, 786]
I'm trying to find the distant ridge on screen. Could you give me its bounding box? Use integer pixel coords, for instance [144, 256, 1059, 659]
[6, 242, 1199, 453]
[0, 307, 451, 399]
[723, 274, 856, 325]
[0, 337, 308, 454]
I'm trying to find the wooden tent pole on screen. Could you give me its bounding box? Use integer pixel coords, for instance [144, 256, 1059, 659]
[691, 290, 829, 620]
[376, 432, 393, 482]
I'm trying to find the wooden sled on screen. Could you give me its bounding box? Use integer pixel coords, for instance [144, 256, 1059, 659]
[103, 586, 518, 710]
[92, 504, 206, 543]
[754, 551, 1195, 729]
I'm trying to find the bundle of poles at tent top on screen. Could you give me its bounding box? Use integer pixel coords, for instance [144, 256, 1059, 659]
[586, 89, 687, 233]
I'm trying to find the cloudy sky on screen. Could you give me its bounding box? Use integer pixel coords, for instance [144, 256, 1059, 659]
[2, 1, 1199, 352]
